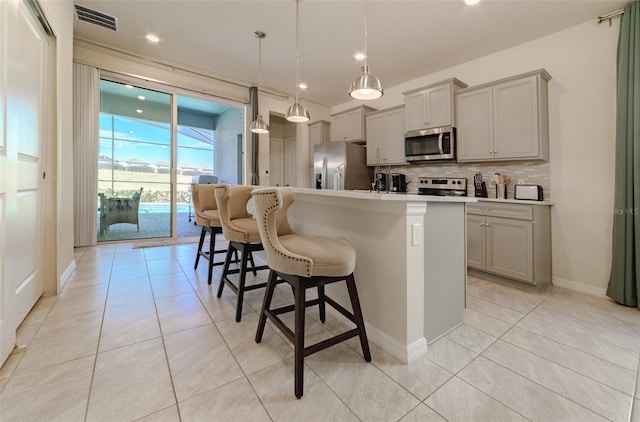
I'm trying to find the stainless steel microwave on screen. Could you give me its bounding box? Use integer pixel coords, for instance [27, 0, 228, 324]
[404, 126, 456, 162]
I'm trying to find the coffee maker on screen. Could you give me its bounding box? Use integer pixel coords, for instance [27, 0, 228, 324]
[375, 173, 408, 192]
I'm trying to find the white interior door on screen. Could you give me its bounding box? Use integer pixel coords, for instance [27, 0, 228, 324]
[269, 138, 284, 186]
[0, 0, 48, 364]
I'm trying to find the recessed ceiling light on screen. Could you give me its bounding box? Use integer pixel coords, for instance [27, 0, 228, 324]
[464, 0, 480, 5]
[136, 109, 143, 113]
[125, 85, 133, 89]
[354, 52, 365, 61]
[146, 34, 159, 43]
[298, 83, 307, 90]
[138, 95, 145, 100]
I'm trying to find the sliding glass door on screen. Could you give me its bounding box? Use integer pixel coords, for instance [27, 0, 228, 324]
[97, 79, 244, 242]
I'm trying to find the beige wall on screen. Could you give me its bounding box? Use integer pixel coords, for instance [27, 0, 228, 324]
[333, 20, 619, 295]
[41, 0, 75, 293]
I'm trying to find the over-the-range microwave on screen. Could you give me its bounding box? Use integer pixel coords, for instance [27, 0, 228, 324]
[404, 126, 456, 162]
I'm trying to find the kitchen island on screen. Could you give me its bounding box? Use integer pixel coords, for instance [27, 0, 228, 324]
[287, 188, 476, 363]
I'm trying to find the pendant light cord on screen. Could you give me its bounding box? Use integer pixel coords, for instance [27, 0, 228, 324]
[258, 34, 262, 91]
[363, 0, 368, 69]
[295, 0, 300, 103]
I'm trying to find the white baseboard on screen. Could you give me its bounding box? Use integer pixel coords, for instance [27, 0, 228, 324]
[552, 276, 607, 297]
[362, 321, 428, 364]
[59, 259, 77, 292]
[324, 306, 428, 364]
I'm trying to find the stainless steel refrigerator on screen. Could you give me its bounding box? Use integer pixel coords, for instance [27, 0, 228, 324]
[314, 141, 371, 190]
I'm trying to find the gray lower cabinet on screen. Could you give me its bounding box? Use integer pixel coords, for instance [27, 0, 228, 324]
[467, 202, 551, 288]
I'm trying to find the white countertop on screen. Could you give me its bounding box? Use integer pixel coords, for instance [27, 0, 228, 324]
[294, 188, 477, 203]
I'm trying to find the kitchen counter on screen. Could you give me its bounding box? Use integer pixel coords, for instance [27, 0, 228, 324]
[286, 188, 474, 363]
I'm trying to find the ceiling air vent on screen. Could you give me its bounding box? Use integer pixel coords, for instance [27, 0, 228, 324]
[74, 4, 117, 31]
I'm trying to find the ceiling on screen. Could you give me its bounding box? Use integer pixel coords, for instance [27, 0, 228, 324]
[73, 0, 626, 108]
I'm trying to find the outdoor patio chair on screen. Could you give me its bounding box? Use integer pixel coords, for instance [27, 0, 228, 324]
[99, 188, 143, 236]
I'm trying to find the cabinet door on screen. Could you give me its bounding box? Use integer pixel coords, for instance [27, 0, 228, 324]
[404, 90, 426, 132]
[383, 107, 406, 164]
[344, 108, 364, 141]
[456, 87, 494, 161]
[308, 123, 322, 164]
[425, 83, 452, 128]
[331, 113, 347, 141]
[466, 214, 486, 270]
[493, 76, 539, 159]
[366, 113, 384, 166]
[485, 217, 533, 283]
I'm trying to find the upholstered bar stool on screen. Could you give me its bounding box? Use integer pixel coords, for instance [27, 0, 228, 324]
[214, 184, 270, 322]
[191, 183, 229, 285]
[251, 187, 371, 399]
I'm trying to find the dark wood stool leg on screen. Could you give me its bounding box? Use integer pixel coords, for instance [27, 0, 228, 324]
[317, 285, 326, 323]
[194, 226, 206, 269]
[216, 246, 235, 290]
[235, 244, 250, 322]
[293, 276, 306, 399]
[256, 270, 278, 343]
[248, 251, 258, 276]
[345, 274, 371, 362]
[207, 228, 216, 285]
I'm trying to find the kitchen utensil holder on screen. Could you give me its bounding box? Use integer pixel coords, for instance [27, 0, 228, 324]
[496, 183, 507, 199]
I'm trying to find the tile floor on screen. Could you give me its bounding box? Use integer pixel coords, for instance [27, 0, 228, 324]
[1, 240, 639, 421]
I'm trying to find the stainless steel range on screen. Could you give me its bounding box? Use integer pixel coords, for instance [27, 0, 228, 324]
[417, 177, 468, 196]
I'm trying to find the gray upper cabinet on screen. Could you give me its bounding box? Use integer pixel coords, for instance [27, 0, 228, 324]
[365, 106, 406, 166]
[457, 69, 551, 162]
[308, 120, 330, 165]
[403, 78, 467, 132]
[330, 105, 376, 143]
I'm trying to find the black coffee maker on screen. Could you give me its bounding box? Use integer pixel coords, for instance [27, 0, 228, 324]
[375, 173, 408, 192]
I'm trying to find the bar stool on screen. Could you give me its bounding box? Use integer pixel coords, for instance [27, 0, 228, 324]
[251, 187, 371, 399]
[191, 183, 228, 285]
[214, 184, 270, 322]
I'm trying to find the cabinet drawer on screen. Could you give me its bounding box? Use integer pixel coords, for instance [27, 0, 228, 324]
[467, 203, 533, 220]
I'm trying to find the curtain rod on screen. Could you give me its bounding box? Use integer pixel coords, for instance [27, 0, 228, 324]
[597, 9, 624, 26]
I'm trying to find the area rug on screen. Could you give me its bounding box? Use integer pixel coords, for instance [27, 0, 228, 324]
[132, 236, 200, 249]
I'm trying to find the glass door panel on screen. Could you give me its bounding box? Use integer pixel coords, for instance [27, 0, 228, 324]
[98, 80, 172, 241]
[176, 95, 243, 238]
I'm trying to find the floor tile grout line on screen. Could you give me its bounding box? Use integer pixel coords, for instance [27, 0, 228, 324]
[539, 295, 640, 342]
[627, 350, 640, 422]
[477, 349, 628, 421]
[82, 250, 116, 422]
[454, 375, 534, 421]
[543, 291, 640, 327]
[146, 251, 186, 422]
[479, 296, 632, 421]
[186, 262, 280, 421]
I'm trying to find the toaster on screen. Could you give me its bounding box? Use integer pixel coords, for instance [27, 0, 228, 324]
[514, 184, 544, 201]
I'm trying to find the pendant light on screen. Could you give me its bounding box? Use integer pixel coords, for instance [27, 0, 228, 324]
[285, 0, 310, 123]
[251, 31, 270, 134]
[348, 0, 383, 100]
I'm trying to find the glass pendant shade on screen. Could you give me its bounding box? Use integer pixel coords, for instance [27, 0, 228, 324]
[285, 102, 310, 123]
[349, 65, 383, 100]
[251, 114, 270, 133]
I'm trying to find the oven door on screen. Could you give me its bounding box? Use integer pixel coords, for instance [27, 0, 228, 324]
[405, 126, 456, 162]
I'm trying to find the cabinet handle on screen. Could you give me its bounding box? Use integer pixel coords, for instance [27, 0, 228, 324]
[480, 223, 484, 227]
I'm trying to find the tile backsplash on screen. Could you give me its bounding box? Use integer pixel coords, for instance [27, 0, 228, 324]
[389, 161, 551, 199]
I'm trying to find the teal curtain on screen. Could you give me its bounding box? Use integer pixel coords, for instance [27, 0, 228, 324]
[607, 0, 640, 307]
